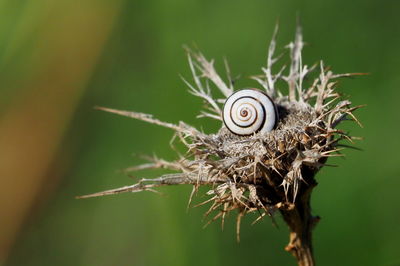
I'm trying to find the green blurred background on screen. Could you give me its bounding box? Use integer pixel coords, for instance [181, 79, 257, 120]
[0, 0, 399, 265]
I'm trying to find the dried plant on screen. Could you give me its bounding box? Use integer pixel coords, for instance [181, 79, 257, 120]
[79, 24, 363, 266]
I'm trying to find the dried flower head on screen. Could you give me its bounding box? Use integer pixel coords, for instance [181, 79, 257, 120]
[79, 24, 363, 265]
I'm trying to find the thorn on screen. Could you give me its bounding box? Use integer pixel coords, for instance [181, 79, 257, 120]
[236, 211, 244, 243]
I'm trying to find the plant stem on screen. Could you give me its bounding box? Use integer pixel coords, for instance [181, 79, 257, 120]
[280, 179, 319, 266]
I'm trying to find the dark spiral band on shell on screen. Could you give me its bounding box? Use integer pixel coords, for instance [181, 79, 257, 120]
[223, 89, 278, 135]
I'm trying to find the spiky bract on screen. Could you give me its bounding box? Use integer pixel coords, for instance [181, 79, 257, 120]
[79, 25, 362, 243]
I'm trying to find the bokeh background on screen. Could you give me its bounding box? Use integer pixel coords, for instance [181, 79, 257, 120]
[1, 0, 399, 265]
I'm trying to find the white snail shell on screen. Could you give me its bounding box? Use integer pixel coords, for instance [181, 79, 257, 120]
[223, 89, 278, 135]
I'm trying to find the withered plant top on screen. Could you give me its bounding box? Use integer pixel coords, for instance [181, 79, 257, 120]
[79, 25, 362, 244]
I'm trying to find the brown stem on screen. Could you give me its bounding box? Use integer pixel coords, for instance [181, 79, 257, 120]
[280, 181, 319, 266]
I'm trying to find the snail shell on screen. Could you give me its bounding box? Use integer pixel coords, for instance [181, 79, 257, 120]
[222, 89, 278, 135]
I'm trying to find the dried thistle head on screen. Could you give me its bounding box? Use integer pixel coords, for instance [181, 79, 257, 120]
[79, 24, 363, 252]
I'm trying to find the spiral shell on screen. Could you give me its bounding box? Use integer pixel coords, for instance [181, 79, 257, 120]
[223, 89, 278, 135]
